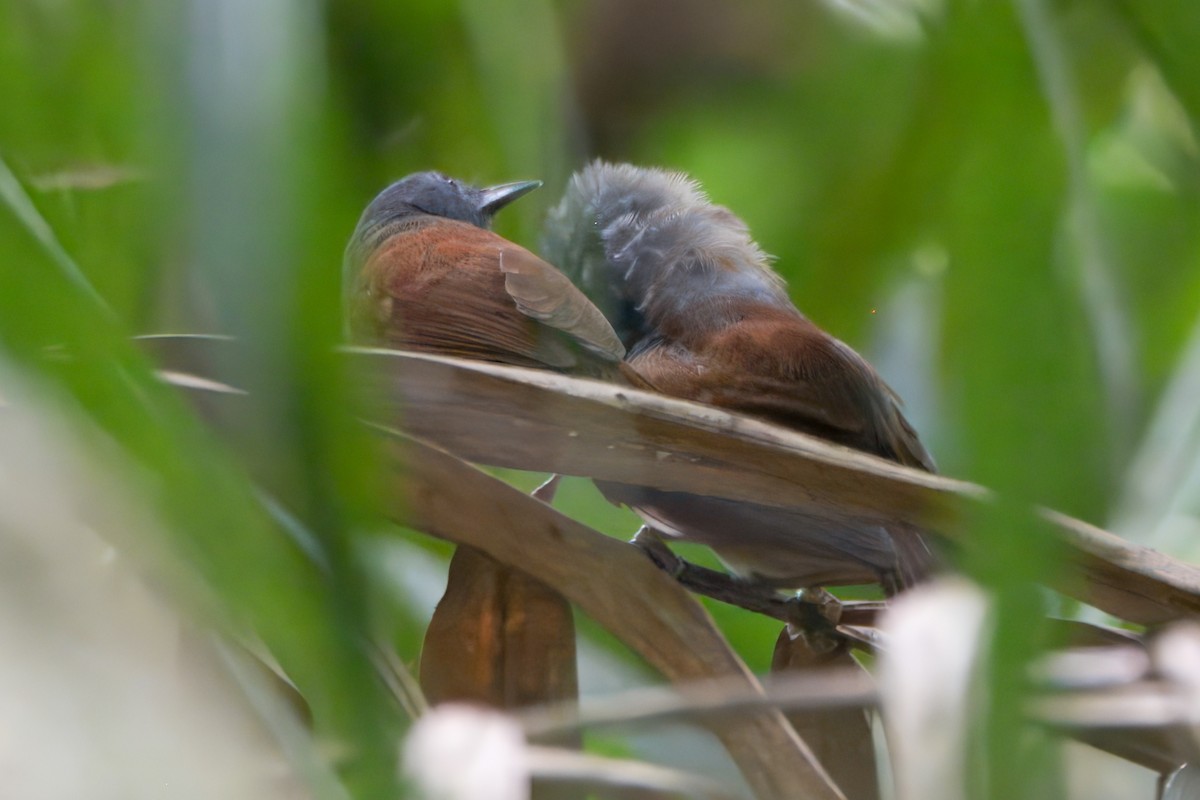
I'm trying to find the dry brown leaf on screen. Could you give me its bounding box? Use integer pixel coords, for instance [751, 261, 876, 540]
[345, 348, 1200, 625]
[1034, 683, 1200, 772]
[138, 336, 1200, 624]
[139, 337, 1200, 624]
[421, 546, 579, 749]
[771, 631, 879, 800]
[382, 432, 847, 800]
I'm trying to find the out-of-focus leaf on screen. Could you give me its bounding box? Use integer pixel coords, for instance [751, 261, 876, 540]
[520, 671, 878, 740]
[404, 704, 532, 800]
[524, 746, 747, 800]
[914, 9, 1097, 793]
[458, 0, 575, 232]
[1110, 309, 1200, 562]
[1163, 764, 1200, 800]
[879, 578, 991, 800]
[0, 371, 337, 800]
[0, 3, 410, 794]
[1109, 0, 1200, 136]
[1032, 622, 1200, 773]
[0, 156, 112, 314]
[1019, 0, 1140, 464]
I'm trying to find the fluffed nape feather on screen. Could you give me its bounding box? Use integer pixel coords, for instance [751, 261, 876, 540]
[543, 161, 789, 341]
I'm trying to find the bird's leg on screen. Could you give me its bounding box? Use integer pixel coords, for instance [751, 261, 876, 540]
[630, 527, 861, 651]
[530, 474, 563, 504]
[630, 526, 685, 578]
[631, 526, 805, 621]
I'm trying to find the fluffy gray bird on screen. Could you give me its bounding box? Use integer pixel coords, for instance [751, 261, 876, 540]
[542, 161, 937, 591]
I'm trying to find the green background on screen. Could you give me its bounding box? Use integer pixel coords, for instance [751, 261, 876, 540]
[1, 1, 1197, 797]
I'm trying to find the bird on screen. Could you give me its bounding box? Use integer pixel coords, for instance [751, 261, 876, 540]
[542, 161, 938, 592]
[344, 170, 628, 375]
[344, 170, 611, 721]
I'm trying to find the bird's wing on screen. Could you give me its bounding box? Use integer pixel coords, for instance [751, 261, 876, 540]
[497, 244, 627, 363]
[715, 359, 935, 472]
[347, 222, 629, 373]
[712, 369, 935, 472]
[874, 382, 937, 472]
[631, 325, 935, 472]
[346, 225, 577, 369]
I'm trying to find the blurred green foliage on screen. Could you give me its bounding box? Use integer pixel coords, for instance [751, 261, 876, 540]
[1, 0, 1198, 797]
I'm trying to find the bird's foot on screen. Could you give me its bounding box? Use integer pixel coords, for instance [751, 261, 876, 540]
[795, 586, 842, 623]
[781, 590, 845, 655]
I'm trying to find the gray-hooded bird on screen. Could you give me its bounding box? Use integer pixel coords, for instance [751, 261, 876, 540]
[542, 161, 937, 591]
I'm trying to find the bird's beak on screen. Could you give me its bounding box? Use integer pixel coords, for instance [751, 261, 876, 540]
[477, 179, 542, 215]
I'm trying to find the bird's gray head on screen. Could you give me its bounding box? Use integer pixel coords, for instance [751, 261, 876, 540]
[347, 171, 539, 281]
[343, 171, 540, 322]
[357, 171, 541, 234]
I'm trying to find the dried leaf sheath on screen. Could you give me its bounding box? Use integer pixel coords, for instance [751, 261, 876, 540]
[421, 546, 578, 740]
[771, 630, 879, 800]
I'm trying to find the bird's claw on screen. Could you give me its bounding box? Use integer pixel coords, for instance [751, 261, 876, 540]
[631, 527, 685, 578]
